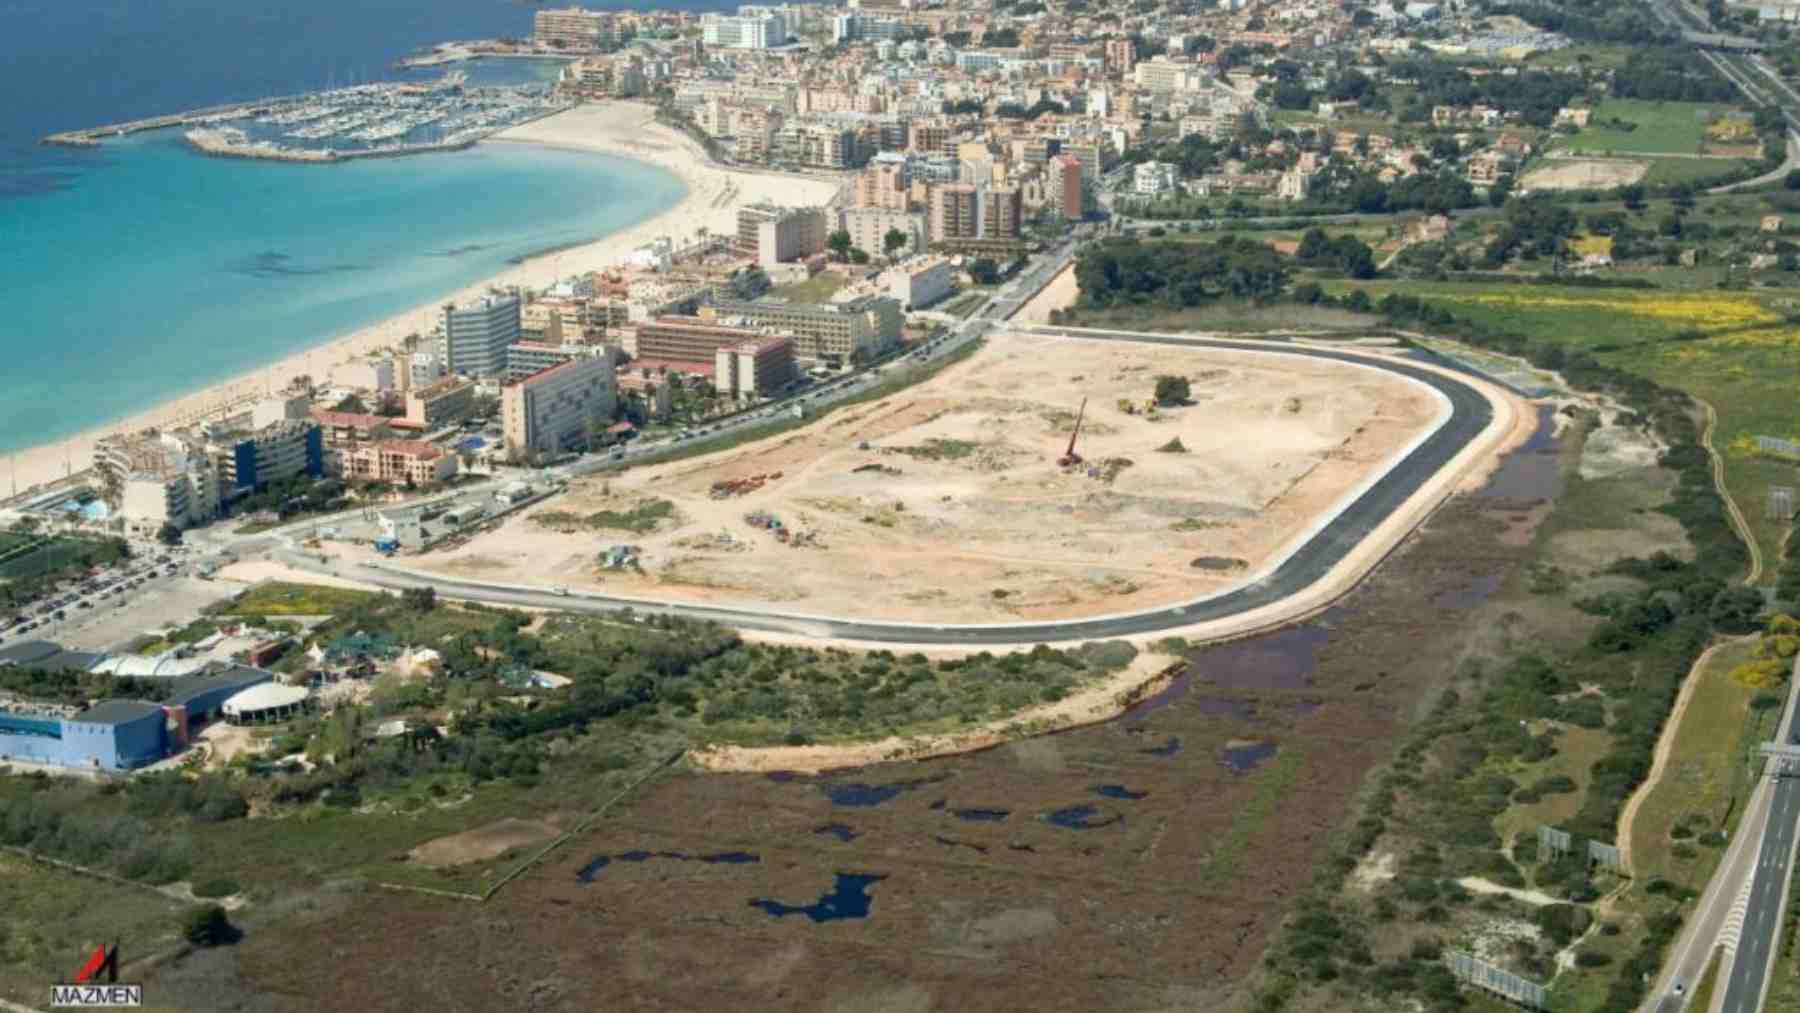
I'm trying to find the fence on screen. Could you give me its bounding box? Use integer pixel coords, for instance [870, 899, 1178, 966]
[1447, 951, 1548, 1008]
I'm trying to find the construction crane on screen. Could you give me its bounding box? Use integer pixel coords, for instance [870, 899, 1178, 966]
[1058, 397, 1088, 468]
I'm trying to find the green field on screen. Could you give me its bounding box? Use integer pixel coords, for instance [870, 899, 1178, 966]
[770, 272, 848, 303]
[1559, 99, 1738, 157]
[1644, 156, 1749, 187]
[1322, 279, 1800, 575]
[1627, 636, 1768, 890]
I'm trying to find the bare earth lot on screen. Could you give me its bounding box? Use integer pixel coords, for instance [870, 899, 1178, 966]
[416, 333, 1440, 623]
[1519, 157, 1649, 193]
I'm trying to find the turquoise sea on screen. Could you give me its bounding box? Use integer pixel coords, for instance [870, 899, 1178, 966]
[0, 0, 720, 458]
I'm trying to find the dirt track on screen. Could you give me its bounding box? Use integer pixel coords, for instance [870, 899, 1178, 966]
[417, 333, 1440, 624]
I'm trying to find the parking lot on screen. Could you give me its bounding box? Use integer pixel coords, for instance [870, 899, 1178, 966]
[0, 547, 233, 652]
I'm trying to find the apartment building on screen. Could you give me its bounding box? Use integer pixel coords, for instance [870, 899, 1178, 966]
[533, 7, 618, 49]
[701, 10, 787, 49]
[441, 293, 521, 380]
[705, 296, 901, 365]
[930, 183, 980, 242]
[505, 342, 613, 383]
[877, 255, 956, 310]
[93, 430, 219, 535]
[841, 206, 927, 259]
[774, 120, 859, 169]
[308, 410, 394, 451]
[634, 316, 763, 368]
[853, 155, 911, 210]
[982, 185, 1023, 239]
[736, 203, 829, 267]
[501, 356, 620, 464]
[713, 337, 798, 400]
[343, 440, 458, 487]
[405, 377, 479, 430]
[1048, 154, 1084, 221]
[212, 420, 324, 496]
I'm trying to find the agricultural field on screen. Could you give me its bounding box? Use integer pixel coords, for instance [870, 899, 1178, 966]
[1323, 279, 1800, 573]
[407, 331, 1441, 624]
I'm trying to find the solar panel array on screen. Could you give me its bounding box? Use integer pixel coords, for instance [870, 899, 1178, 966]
[1770, 486, 1795, 522]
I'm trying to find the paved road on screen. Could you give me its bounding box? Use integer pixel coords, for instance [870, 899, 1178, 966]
[1717, 656, 1800, 1012]
[1650, 655, 1800, 1012]
[278, 327, 1495, 645]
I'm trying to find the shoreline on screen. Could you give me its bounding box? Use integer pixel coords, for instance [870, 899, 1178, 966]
[4, 101, 841, 501]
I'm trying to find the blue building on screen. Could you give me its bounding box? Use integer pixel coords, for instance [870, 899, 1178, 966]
[0, 644, 274, 771]
[0, 701, 166, 771]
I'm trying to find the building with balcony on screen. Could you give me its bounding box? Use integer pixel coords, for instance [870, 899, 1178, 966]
[442, 293, 522, 380]
[405, 377, 479, 430]
[343, 440, 458, 487]
[713, 337, 798, 400]
[500, 356, 619, 464]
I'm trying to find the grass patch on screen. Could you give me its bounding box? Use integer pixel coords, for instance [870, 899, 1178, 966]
[0, 852, 183, 1004]
[1689, 945, 1726, 1011]
[1626, 637, 1765, 890]
[533, 499, 675, 535]
[220, 581, 380, 617]
[1558, 99, 1735, 157]
[770, 272, 848, 303]
[1324, 279, 1800, 572]
[888, 438, 980, 461]
[1644, 156, 1749, 187]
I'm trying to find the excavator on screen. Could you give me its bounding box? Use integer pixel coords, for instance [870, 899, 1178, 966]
[1058, 397, 1087, 468]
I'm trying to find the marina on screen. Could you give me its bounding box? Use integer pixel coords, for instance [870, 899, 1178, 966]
[44, 72, 572, 164]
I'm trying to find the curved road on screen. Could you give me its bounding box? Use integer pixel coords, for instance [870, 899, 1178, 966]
[286, 331, 1499, 646]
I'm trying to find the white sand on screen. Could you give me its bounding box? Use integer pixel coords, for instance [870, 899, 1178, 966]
[7, 101, 840, 498]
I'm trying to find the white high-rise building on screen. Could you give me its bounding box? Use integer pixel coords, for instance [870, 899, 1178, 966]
[441, 294, 522, 380]
[702, 9, 788, 49]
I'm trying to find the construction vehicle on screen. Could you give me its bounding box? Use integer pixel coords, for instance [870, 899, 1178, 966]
[1058, 397, 1088, 468]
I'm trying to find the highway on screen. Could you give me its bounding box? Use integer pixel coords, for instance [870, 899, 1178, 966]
[1716, 655, 1800, 1012]
[270, 322, 1497, 646]
[1650, 654, 1800, 1012]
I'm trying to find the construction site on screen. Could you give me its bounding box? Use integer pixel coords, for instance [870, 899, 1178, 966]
[409, 332, 1443, 623]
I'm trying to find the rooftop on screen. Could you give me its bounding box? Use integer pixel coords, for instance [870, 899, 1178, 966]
[70, 699, 165, 726]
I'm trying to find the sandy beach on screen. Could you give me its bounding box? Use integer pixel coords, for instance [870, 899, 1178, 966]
[6, 101, 841, 499]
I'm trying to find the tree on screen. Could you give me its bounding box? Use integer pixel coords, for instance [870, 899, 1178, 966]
[156, 522, 183, 547]
[848, 247, 871, 265]
[1154, 375, 1191, 406]
[967, 258, 1001, 285]
[883, 227, 909, 258]
[402, 586, 437, 612]
[1710, 586, 1765, 633]
[182, 905, 239, 947]
[826, 229, 853, 261]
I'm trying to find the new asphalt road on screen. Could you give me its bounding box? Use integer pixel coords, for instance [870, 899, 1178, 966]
[1718, 657, 1800, 1013]
[281, 328, 1498, 646]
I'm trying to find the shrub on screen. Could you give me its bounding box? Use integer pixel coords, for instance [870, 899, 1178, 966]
[182, 905, 238, 947]
[192, 878, 240, 899]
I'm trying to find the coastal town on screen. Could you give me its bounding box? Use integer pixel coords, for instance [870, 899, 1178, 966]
[7, 0, 1800, 1011]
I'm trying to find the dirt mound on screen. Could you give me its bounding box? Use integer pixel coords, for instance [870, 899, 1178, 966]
[408, 818, 559, 868]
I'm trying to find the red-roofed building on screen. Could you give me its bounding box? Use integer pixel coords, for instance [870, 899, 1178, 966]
[309, 409, 395, 449]
[343, 440, 457, 486]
